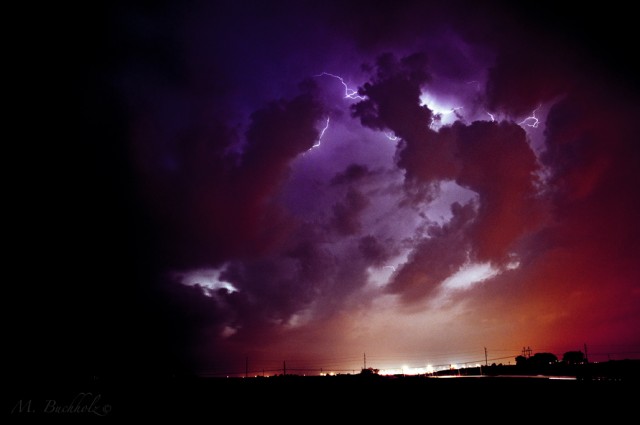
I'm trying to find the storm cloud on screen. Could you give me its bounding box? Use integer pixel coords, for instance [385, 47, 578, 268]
[14, 0, 638, 380]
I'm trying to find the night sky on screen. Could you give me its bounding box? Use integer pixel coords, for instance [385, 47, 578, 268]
[8, 0, 639, 380]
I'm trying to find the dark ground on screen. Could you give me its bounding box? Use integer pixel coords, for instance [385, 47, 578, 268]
[5, 372, 636, 421]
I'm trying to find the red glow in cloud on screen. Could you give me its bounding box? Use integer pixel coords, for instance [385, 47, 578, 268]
[454, 120, 545, 263]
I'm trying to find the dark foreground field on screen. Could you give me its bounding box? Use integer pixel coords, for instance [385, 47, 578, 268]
[6, 372, 637, 421]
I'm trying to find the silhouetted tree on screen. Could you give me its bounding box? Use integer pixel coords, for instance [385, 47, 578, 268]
[530, 352, 558, 366]
[562, 351, 585, 364]
[515, 355, 527, 365]
[360, 367, 379, 375]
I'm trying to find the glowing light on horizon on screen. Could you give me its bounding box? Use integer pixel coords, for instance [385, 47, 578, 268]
[379, 365, 432, 376]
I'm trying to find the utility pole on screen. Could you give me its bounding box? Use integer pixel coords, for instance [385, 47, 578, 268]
[484, 347, 488, 366]
[245, 356, 248, 378]
[584, 343, 589, 363]
[364, 352, 367, 370]
[283, 361, 286, 376]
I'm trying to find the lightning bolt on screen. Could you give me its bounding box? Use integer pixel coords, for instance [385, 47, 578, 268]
[518, 106, 540, 128]
[308, 116, 330, 151]
[315, 72, 366, 100]
[385, 132, 399, 141]
[486, 112, 495, 122]
[384, 265, 397, 272]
